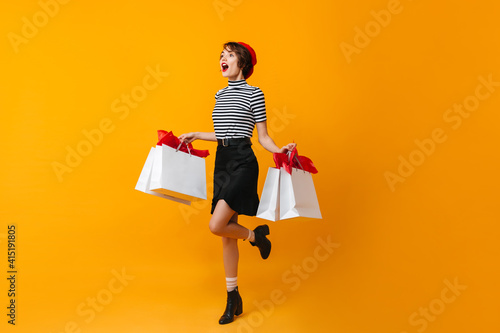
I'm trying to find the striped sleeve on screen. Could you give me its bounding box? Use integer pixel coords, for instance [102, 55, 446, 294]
[250, 87, 267, 123]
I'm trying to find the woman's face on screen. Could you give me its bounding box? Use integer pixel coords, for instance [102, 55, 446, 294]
[220, 47, 242, 78]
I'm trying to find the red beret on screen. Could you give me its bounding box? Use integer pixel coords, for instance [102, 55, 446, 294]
[238, 42, 257, 79]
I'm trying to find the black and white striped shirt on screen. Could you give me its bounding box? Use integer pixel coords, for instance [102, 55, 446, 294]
[212, 79, 267, 139]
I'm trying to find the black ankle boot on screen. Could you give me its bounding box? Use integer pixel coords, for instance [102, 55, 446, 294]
[250, 225, 271, 259]
[219, 287, 243, 325]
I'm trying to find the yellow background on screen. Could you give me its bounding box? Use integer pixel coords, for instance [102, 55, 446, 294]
[1, 0, 499, 332]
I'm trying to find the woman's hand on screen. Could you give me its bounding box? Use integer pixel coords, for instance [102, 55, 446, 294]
[178, 132, 197, 144]
[278, 143, 297, 154]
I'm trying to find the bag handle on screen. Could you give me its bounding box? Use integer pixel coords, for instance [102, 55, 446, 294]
[176, 142, 192, 157]
[286, 150, 305, 173]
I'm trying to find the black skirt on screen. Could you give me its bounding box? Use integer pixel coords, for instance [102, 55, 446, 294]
[211, 141, 260, 216]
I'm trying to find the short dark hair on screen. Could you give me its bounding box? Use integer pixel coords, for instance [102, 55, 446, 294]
[221, 42, 253, 78]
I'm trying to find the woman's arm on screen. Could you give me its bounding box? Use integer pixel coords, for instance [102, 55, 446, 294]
[256, 121, 296, 153]
[178, 131, 217, 143]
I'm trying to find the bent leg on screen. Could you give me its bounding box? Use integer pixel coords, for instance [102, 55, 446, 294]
[209, 200, 250, 239]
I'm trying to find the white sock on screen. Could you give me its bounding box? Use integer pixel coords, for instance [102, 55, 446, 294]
[245, 229, 255, 242]
[226, 277, 238, 292]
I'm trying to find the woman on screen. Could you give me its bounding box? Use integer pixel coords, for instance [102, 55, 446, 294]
[179, 41, 296, 325]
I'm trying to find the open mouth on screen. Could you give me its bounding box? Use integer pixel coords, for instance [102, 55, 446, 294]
[222, 63, 229, 72]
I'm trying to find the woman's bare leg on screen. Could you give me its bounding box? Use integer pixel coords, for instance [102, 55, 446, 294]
[209, 199, 253, 240]
[216, 209, 244, 324]
[222, 213, 239, 279]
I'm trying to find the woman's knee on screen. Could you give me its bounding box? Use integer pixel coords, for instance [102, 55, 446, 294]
[209, 219, 224, 236]
[209, 200, 235, 236]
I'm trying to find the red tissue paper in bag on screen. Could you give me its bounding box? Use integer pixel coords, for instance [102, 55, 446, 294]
[273, 147, 317, 174]
[156, 130, 210, 158]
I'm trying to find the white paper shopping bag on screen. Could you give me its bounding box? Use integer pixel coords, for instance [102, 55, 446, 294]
[279, 167, 322, 220]
[135, 147, 192, 205]
[149, 144, 207, 202]
[256, 167, 281, 221]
